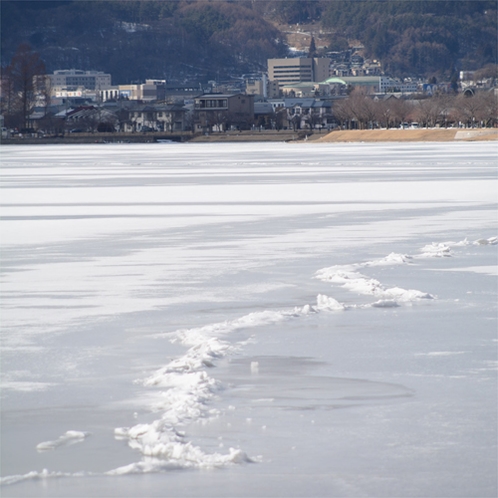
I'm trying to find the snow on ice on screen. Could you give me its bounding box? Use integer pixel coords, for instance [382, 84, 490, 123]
[0, 142, 496, 497]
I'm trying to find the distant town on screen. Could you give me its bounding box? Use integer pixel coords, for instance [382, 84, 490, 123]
[2, 48, 497, 140]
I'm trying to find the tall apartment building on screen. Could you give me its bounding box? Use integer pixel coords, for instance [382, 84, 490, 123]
[268, 58, 331, 87]
[47, 70, 112, 90]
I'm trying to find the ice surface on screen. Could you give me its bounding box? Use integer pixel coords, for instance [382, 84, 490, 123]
[1, 142, 496, 497]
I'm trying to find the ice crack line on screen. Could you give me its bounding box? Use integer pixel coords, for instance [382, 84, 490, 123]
[110, 236, 495, 475]
[5, 237, 495, 484]
[111, 249, 432, 474]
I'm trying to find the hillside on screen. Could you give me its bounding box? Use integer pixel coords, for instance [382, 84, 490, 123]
[1, 1, 287, 83]
[1, 0, 496, 83]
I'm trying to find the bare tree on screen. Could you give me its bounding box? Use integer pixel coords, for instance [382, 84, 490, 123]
[479, 92, 498, 128]
[347, 89, 377, 129]
[454, 93, 486, 128]
[415, 96, 446, 128]
[390, 98, 413, 127]
[333, 98, 354, 129]
[374, 99, 393, 129]
[207, 110, 227, 132]
[4, 43, 46, 130]
[309, 109, 325, 131]
[434, 94, 454, 128]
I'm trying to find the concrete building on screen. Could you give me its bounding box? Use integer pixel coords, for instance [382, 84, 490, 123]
[266, 80, 281, 99]
[246, 79, 265, 96]
[246, 77, 280, 99]
[99, 80, 167, 102]
[47, 70, 111, 91]
[268, 58, 331, 87]
[161, 82, 207, 101]
[117, 80, 165, 102]
[100, 87, 121, 101]
[329, 76, 418, 94]
[281, 82, 333, 98]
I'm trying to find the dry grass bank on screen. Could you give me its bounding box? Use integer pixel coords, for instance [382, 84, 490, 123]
[189, 130, 299, 142]
[313, 128, 498, 143]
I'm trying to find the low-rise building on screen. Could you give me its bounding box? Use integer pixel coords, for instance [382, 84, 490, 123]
[56, 105, 118, 132]
[281, 82, 333, 98]
[262, 98, 333, 130]
[332, 76, 418, 94]
[283, 98, 333, 130]
[193, 93, 254, 132]
[123, 103, 187, 132]
[246, 76, 280, 99]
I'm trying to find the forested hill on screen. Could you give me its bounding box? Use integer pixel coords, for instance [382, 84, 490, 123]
[317, 0, 497, 77]
[1, 0, 496, 84]
[1, 1, 287, 83]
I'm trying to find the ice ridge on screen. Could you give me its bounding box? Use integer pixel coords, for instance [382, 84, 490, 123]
[36, 431, 90, 452]
[419, 236, 497, 257]
[315, 265, 434, 303]
[20, 238, 488, 480]
[112, 248, 442, 475]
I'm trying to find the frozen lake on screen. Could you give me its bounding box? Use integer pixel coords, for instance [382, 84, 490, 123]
[1, 142, 497, 497]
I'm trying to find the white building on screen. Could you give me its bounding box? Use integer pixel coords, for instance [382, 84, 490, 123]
[102, 80, 166, 102]
[47, 70, 112, 91]
[335, 76, 418, 94]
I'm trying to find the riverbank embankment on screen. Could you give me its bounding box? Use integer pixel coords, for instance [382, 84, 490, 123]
[1, 130, 302, 145]
[1, 128, 496, 145]
[313, 128, 498, 142]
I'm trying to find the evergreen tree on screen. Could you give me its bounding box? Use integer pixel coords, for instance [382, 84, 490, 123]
[309, 36, 317, 58]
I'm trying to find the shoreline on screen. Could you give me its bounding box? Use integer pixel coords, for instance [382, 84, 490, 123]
[1, 128, 496, 145]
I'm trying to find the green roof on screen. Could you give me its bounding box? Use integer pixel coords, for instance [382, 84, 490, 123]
[321, 77, 347, 85]
[338, 76, 380, 86]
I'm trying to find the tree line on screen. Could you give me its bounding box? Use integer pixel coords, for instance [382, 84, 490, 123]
[333, 90, 497, 130]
